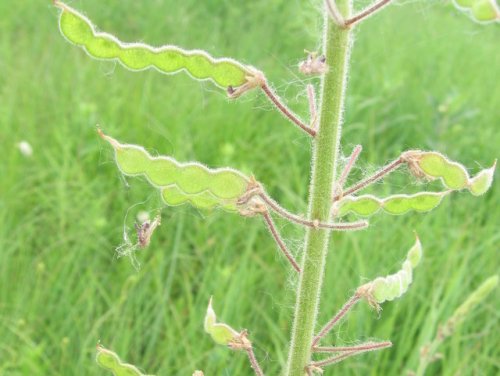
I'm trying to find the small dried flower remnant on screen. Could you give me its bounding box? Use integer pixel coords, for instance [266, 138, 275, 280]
[135, 214, 161, 249]
[299, 51, 328, 75]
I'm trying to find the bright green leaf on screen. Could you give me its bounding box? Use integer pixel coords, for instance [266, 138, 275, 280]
[335, 192, 447, 217]
[100, 131, 249, 211]
[96, 345, 152, 376]
[55, 1, 256, 89]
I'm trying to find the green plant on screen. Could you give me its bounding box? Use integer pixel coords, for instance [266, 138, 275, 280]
[411, 275, 499, 376]
[53, 0, 496, 374]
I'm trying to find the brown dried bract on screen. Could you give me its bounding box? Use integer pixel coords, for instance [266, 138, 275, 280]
[356, 284, 382, 313]
[237, 177, 267, 216]
[228, 329, 252, 351]
[299, 51, 328, 75]
[135, 214, 161, 249]
[227, 70, 266, 99]
[402, 150, 429, 180]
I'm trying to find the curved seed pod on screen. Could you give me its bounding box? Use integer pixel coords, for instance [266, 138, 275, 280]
[54, 1, 259, 90]
[453, 0, 500, 23]
[405, 151, 496, 195]
[100, 131, 249, 211]
[357, 237, 422, 306]
[96, 345, 151, 376]
[335, 192, 448, 217]
[204, 298, 251, 350]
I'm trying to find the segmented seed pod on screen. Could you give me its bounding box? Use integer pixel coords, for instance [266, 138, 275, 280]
[404, 151, 495, 195]
[100, 131, 250, 212]
[453, 0, 500, 23]
[334, 192, 448, 217]
[96, 345, 150, 376]
[357, 237, 422, 306]
[54, 1, 261, 93]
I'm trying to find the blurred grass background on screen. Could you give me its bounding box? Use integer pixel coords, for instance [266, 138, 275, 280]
[0, 0, 498, 375]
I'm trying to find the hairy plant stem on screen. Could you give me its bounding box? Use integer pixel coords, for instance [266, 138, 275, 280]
[246, 347, 265, 376]
[284, 2, 353, 375]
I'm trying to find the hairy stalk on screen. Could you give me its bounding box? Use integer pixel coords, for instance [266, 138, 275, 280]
[262, 212, 301, 273]
[325, 0, 346, 27]
[337, 145, 362, 189]
[333, 156, 404, 201]
[261, 83, 316, 136]
[314, 341, 392, 353]
[259, 193, 368, 231]
[309, 341, 392, 368]
[307, 84, 318, 128]
[285, 1, 353, 375]
[312, 294, 361, 347]
[246, 347, 265, 376]
[345, 0, 393, 27]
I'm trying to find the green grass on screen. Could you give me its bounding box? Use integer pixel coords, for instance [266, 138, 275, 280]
[0, 0, 498, 375]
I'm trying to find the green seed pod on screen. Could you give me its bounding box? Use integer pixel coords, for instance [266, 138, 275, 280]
[417, 152, 468, 189]
[161, 186, 239, 212]
[406, 151, 496, 195]
[453, 0, 499, 22]
[100, 131, 249, 211]
[96, 345, 150, 376]
[55, 1, 256, 90]
[454, 0, 500, 22]
[407, 237, 423, 268]
[472, 0, 500, 20]
[358, 237, 423, 305]
[335, 192, 447, 217]
[454, 0, 475, 6]
[469, 161, 496, 196]
[204, 298, 240, 346]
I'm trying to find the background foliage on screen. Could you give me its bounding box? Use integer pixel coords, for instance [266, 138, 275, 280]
[0, 0, 498, 374]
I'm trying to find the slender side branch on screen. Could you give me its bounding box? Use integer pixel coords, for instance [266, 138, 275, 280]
[259, 193, 368, 231]
[333, 156, 404, 201]
[262, 212, 301, 273]
[245, 347, 265, 376]
[314, 341, 393, 353]
[325, 0, 346, 27]
[261, 82, 316, 137]
[345, 0, 393, 27]
[309, 341, 392, 368]
[336, 145, 362, 190]
[312, 294, 361, 347]
[307, 84, 318, 129]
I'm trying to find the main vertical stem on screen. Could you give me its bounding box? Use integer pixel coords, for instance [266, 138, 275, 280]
[285, 2, 353, 375]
